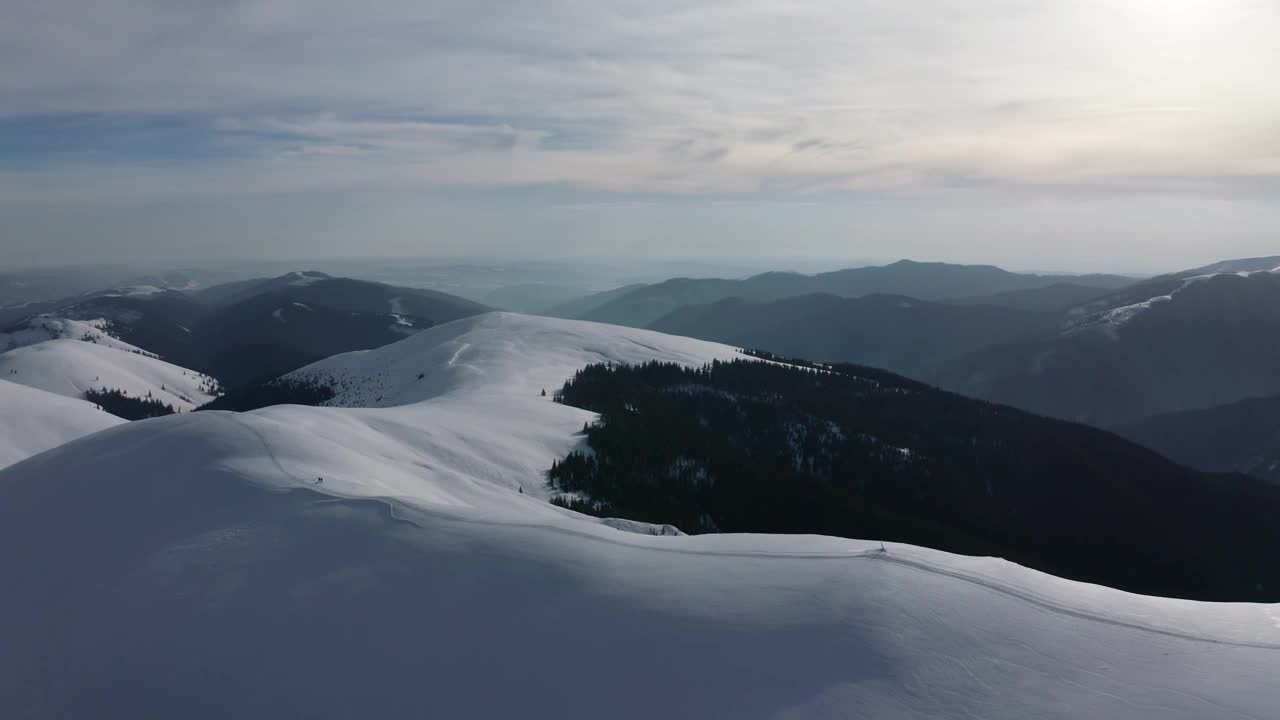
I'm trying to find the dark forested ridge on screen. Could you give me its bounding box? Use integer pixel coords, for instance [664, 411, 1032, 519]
[648, 293, 1059, 380]
[197, 377, 336, 412]
[1114, 394, 1280, 481]
[549, 356, 1280, 601]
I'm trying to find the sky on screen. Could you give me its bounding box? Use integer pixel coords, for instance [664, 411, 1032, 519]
[2, 0, 1279, 272]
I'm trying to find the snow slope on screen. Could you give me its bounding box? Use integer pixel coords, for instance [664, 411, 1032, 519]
[0, 379, 123, 470]
[0, 316, 155, 356]
[1, 312, 1278, 718]
[0, 338, 216, 411]
[268, 312, 742, 517]
[288, 310, 739, 407]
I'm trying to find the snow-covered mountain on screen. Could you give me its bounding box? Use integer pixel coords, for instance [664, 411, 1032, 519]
[0, 329, 217, 412]
[1, 312, 1277, 718]
[940, 262, 1280, 424]
[267, 312, 742, 513]
[1064, 257, 1280, 336]
[288, 311, 740, 408]
[2, 270, 493, 386]
[0, 379, 124, 470]
[0, 316, 158, 356]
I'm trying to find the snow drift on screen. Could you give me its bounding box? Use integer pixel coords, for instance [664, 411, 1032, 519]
[1, 312, 1277, 719]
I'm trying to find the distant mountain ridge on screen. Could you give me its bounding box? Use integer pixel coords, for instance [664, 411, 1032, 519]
[1114, 393, 1280, 481]
[939, 261, 1280, 424]
[649, 293, 1061, 379]
[566, 260, 1135, 328]
[947, 283, 1123, 313]
[576, 255, 1280, 430]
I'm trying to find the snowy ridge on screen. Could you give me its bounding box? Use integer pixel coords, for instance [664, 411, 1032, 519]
[1186, 255, 1280, 276]
[1067, 264, 1280, 336]
[287, 311, 742, 408]
[0, 337, 216, 411]
[0, 316, 154, 357]
[94, 284, 168, 298]
[0, 312, 1278, 717]
[1068, 292, 1176, 335]
[266, 313, 745, 520]
[0, 379, 123, 470]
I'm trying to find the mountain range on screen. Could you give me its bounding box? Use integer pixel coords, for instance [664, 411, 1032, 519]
[2, 311, 1277, 718]
[649, 293, 1062, 379]
[562, 260, 1134, 328]
[1114, 393, 1280, 481]
[580, 256, 1280, 430]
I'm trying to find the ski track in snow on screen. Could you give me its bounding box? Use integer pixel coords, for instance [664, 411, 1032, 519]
[226, 412, 301, 487]
[446, 342, 471, 367]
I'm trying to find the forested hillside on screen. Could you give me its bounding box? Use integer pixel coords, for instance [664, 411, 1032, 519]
[550, 355, 1280, 601]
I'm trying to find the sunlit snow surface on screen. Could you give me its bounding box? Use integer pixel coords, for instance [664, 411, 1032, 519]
[0, 334, 216, 411]
[1, 313, 1278, 719]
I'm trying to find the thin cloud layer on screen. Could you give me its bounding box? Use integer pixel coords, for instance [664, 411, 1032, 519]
[2, 0, 1278, 267]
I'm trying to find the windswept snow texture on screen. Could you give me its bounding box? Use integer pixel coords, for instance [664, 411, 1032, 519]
[0, 338, 216, 411]
[0, 379, 123, 469]
[1, 312, 1278, 718]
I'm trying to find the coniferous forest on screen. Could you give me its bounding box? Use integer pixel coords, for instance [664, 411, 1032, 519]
[196, 377, 336, 412]
[84, 388, 177, 420]
[550, 354, 1280, 601]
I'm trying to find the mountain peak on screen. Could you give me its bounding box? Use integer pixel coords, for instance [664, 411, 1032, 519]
[280, 270, 333, 285]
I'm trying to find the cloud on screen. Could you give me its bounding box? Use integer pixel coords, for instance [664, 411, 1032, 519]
[2, 0, 1280, 272]
[216, 115, 541, 155]
[2, 0, 1278, 200]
